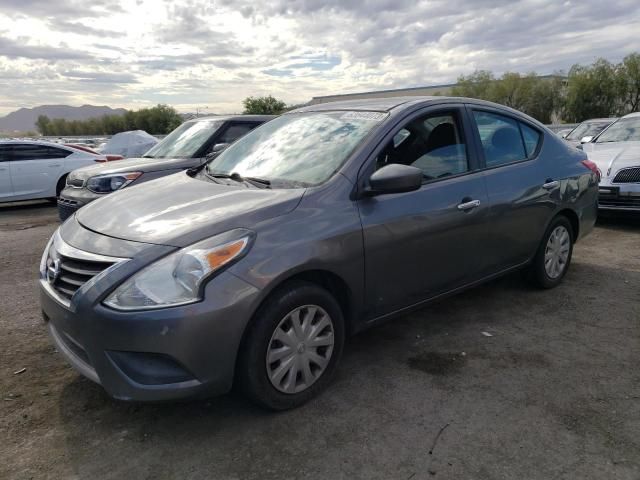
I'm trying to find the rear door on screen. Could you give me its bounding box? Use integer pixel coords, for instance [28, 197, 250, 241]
[0, 145, 14, 199]
[467, 107, 551, 273]
[357, 105, 491, 318]
[9, 144, 71, 199]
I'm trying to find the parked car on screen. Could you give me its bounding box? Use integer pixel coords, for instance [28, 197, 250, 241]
[40, 97, 598, 409]
[563, 118, 617, 147]
[582, 112, 640, 212]
[58, 115, 273, 220]
[0, 140, 111, 203]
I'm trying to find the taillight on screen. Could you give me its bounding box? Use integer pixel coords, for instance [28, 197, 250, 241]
[581, 159, 600, 182]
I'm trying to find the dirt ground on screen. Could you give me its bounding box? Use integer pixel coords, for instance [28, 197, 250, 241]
[1, 201, 639, 480]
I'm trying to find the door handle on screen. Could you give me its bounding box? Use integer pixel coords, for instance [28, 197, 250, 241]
[542, 179, 559, 189]
[48, 164, 62, 168]
[457, 199, 481, 211]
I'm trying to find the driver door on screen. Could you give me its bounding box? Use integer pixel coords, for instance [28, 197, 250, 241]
[357, 106, 490, 319]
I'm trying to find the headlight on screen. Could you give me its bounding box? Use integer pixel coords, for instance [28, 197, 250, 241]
[103, 229, 254, 310]
[39, 230, 58, 278]
[86, 172, 142, 193]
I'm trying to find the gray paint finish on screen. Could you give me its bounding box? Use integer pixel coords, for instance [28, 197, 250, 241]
[40, 96, 598, 402]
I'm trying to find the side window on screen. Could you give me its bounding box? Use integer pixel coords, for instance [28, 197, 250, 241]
[0, 145, 11, 162]
[520, 123, 541, 157]
[375, 111, 469, 181]
[11, 144, 71, 161]
[473, 111, 527, 167]
[218, 123, 256, 144]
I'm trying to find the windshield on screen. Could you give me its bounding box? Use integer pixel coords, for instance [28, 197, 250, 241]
[595, 117, 640, 143]
[144, 119, 222, 158]
[566, 121, 612, 140]
[205, 111, 387, 186]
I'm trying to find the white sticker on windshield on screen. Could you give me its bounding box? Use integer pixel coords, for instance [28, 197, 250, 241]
[340, 111, 387, 122]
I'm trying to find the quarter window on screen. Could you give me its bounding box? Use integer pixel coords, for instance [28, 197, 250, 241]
[520, 123, 541, 157]
[472, 111, 541, 167]
[375, 111, 469, 181]
[0, 145, 11, 162]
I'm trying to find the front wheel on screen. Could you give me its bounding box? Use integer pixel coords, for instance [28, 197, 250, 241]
[237, 281, 345, 410]
[525, 216, 574, 288]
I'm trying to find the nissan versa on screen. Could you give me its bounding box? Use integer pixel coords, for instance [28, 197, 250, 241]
[40, 97, 598, 410]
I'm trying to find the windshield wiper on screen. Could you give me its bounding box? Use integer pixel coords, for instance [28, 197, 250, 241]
[206, 171, 271, 188]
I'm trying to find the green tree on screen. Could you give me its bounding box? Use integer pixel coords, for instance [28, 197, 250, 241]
[242, 95, 288, 115]
[35, 115, 51, 135]
[565, 59, 618, 122]
[451, 70, 496, 101]
[616, 53, 640, 114]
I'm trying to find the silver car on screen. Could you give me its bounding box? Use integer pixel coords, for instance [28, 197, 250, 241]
[582, 112, 640, 212]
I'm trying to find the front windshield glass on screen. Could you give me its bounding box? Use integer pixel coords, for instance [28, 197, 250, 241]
[566, 121, 611, 140]
[144, 119, 222, 158]
[205, 111, 387, 186]
[595, 117, 640, 143]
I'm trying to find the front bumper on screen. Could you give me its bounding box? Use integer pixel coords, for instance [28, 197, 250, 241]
[40, 236, 262, 402]
[598, 182, 640, 212]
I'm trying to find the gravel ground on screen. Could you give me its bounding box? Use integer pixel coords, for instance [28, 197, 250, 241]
[1, 201, 639, 480]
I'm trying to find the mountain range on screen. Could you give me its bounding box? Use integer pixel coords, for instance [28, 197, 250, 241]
[0, 105, 127, 133]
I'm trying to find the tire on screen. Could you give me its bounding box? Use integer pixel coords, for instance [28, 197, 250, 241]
[237, 281, 345, 410]
[525, 215, 574, 289]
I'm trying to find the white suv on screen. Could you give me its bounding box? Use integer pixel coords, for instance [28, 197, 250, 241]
[0, 140, 105, 203]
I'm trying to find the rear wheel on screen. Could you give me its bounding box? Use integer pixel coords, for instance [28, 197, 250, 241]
[237, 281, 345, 410]
[525, 216, 574, 288]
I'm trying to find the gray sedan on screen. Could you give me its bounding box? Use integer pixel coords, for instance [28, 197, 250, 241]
[40, 97, 598, 410]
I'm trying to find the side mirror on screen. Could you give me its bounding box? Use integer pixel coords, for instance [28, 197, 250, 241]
[580, 136, 593, 144]
[206, 143, 230, 159]
[367, 164, 423, 195]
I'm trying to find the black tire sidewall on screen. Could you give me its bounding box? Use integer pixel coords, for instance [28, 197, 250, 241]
[238, 281, 345, 410]
[532, 216, 574, 288]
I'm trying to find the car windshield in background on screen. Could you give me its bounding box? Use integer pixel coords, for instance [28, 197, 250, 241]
[144, 119, 223, 158]
[595, 117, 640, 143]
[566, 121, 611, 141]
[204, 111, 387, 187]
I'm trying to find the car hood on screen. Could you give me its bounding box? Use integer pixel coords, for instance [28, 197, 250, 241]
[583, 141, 640, 179]
[68, 156, 201, 181]
[76, 171, 305, 247]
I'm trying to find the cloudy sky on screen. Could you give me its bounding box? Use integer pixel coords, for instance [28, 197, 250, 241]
[1, 0, 640, 115]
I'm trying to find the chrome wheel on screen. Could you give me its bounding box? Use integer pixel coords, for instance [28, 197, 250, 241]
[266, 305, 334, 394]
[544, 225, 570, 279]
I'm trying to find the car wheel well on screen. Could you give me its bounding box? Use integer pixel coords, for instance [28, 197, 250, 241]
[233, 269, 354, 389]
[56, 173, 68, 197]
[556, 209, 579, 240]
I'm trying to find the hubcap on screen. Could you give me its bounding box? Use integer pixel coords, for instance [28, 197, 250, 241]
[266, 305, 334, 394]
[544, 225, 570, 279]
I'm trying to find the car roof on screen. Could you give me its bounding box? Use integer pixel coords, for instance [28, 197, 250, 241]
[580, 118, 618, 123]
[622, 112, 640, 118]
[186, 114, 275, 123]
[291, 95, 535, 116]
[0, 139, 75, 149]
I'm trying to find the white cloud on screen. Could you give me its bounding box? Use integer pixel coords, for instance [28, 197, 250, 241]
[0, 0, 639, 115]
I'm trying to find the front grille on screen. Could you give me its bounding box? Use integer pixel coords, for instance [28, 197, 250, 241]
[46, 250, 115, 301]
[599, 196, 640, 208]
[57, 199, 79, 221]
[613, 167, 640, 183]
